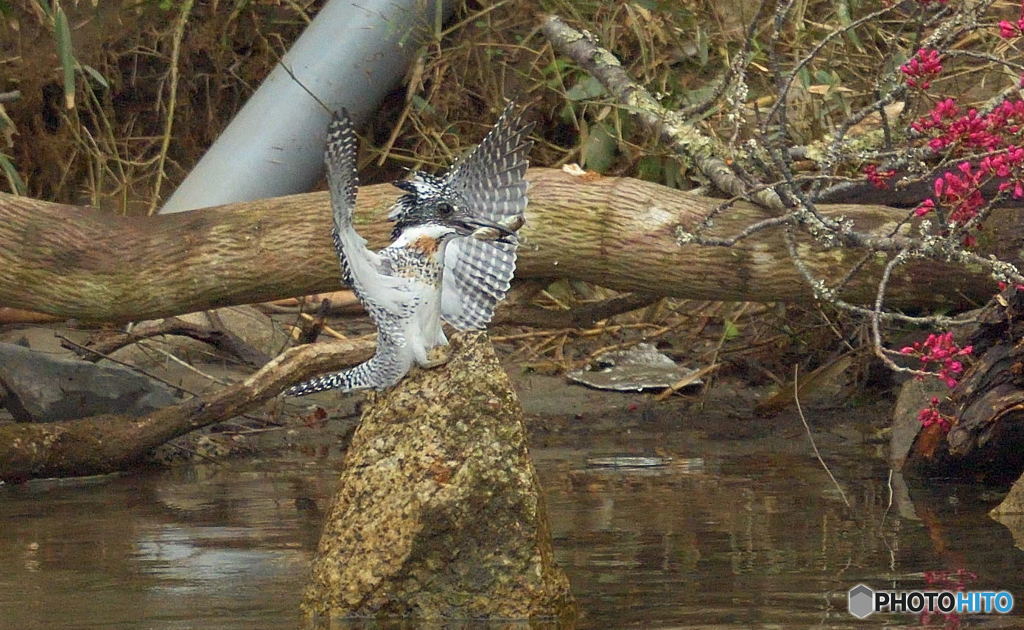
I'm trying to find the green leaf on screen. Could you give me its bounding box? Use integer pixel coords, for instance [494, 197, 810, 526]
[636, 156, 663, 182]
[814, 69, 834, 86]
[410, 94, 435, 115]
[542, 58, 571, 77]
[695, 25, 709, 67]
[565, 76, 606, 102]
[723, 319, 740, 341]
[558, 102, 576, 124]
[0, 152, 25, 195]
[0, 103, 13, 133]
[837, 1, 863, 51]
[580, 122, 616, 173]
[797, 66, 811, 89]
[33, 0, 53, 18]
[542, 59, 573, 91]
[79, 64, 109, 89]
[663, 159, 687, 189]
[53, 2, 76, 109]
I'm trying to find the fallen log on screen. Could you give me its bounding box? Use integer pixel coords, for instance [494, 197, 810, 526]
[3, 168, 1021, 323]
[0, 337, 374, 482]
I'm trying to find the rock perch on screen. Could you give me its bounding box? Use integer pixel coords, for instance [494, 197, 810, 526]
[303, 332, 574, 622]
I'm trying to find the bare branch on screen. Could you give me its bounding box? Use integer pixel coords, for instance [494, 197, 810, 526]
[540, 15, 784, 211]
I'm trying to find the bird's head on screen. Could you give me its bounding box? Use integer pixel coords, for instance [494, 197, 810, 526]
[388, 172, 514, 242]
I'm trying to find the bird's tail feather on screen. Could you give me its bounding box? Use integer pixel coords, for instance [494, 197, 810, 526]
[284, 349, 405, 397]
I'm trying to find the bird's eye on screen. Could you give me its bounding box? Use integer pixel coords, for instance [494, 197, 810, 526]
[437, 203, 454, 216]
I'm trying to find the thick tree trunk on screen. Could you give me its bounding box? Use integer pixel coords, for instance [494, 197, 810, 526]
[2, 168, 1020, 323]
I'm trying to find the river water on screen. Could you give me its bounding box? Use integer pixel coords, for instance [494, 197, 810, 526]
[1, 404, 1022, 629]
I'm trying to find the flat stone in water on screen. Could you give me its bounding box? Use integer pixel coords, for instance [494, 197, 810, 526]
[0, 342, 179, 422]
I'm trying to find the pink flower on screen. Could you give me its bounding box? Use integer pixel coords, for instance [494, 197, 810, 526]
[917, 397, 952, 431]
[901, 48, 943, 89]
[863, 164, 896, 189]
[914, 198, 935, 216]
[902, 332, 972, 394]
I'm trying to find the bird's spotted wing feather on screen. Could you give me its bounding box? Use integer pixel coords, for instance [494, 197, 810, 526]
[442, 104, 535, 329]
[285, 113, 414, 397]
[324, 113, 372, 288]
[325, 115, 359, 225]
[325, 113, 410, 320]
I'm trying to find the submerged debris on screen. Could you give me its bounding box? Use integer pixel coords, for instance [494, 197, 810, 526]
[586, 455, 673, 468]
[567, 342, 702, 392]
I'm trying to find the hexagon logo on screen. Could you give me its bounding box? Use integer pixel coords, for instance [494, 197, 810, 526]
[848, 584, 875, 619]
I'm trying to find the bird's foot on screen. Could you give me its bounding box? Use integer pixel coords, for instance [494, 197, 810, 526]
[422, 345, 451, 369]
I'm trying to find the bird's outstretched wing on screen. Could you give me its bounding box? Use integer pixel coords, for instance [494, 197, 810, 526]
[325, 113, 410, 320]
[324, 113, 373, 289]
[285, 113, 411, 398]
[441, 103, 535, 329]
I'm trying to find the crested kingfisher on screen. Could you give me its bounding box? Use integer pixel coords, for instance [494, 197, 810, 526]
[285, 104, 534, 395]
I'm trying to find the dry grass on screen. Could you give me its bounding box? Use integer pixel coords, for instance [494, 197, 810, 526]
[488, 284, 880, 403]
[3, 0, 1017, 207]
[1, 0, 314, 210]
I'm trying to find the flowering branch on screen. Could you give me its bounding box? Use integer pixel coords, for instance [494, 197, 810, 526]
[544, 1, 1024, 431]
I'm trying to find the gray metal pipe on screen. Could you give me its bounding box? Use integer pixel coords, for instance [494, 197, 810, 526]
[161, 0, 447, 213]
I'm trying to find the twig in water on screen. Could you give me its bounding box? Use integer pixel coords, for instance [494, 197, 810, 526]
[794, 364, 851, 508]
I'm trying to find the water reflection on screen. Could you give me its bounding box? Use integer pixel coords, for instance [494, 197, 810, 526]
[1, 410, 1022, 629]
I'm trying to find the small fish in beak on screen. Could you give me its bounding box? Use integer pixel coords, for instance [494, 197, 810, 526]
[470, 215, 525, 242]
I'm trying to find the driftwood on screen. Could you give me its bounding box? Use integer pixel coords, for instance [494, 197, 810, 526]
[5, 169, 1024, 484]
[0, 307, 60, 324]
[3, 169, 1023, 324]
[0, 337, 373, 482]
